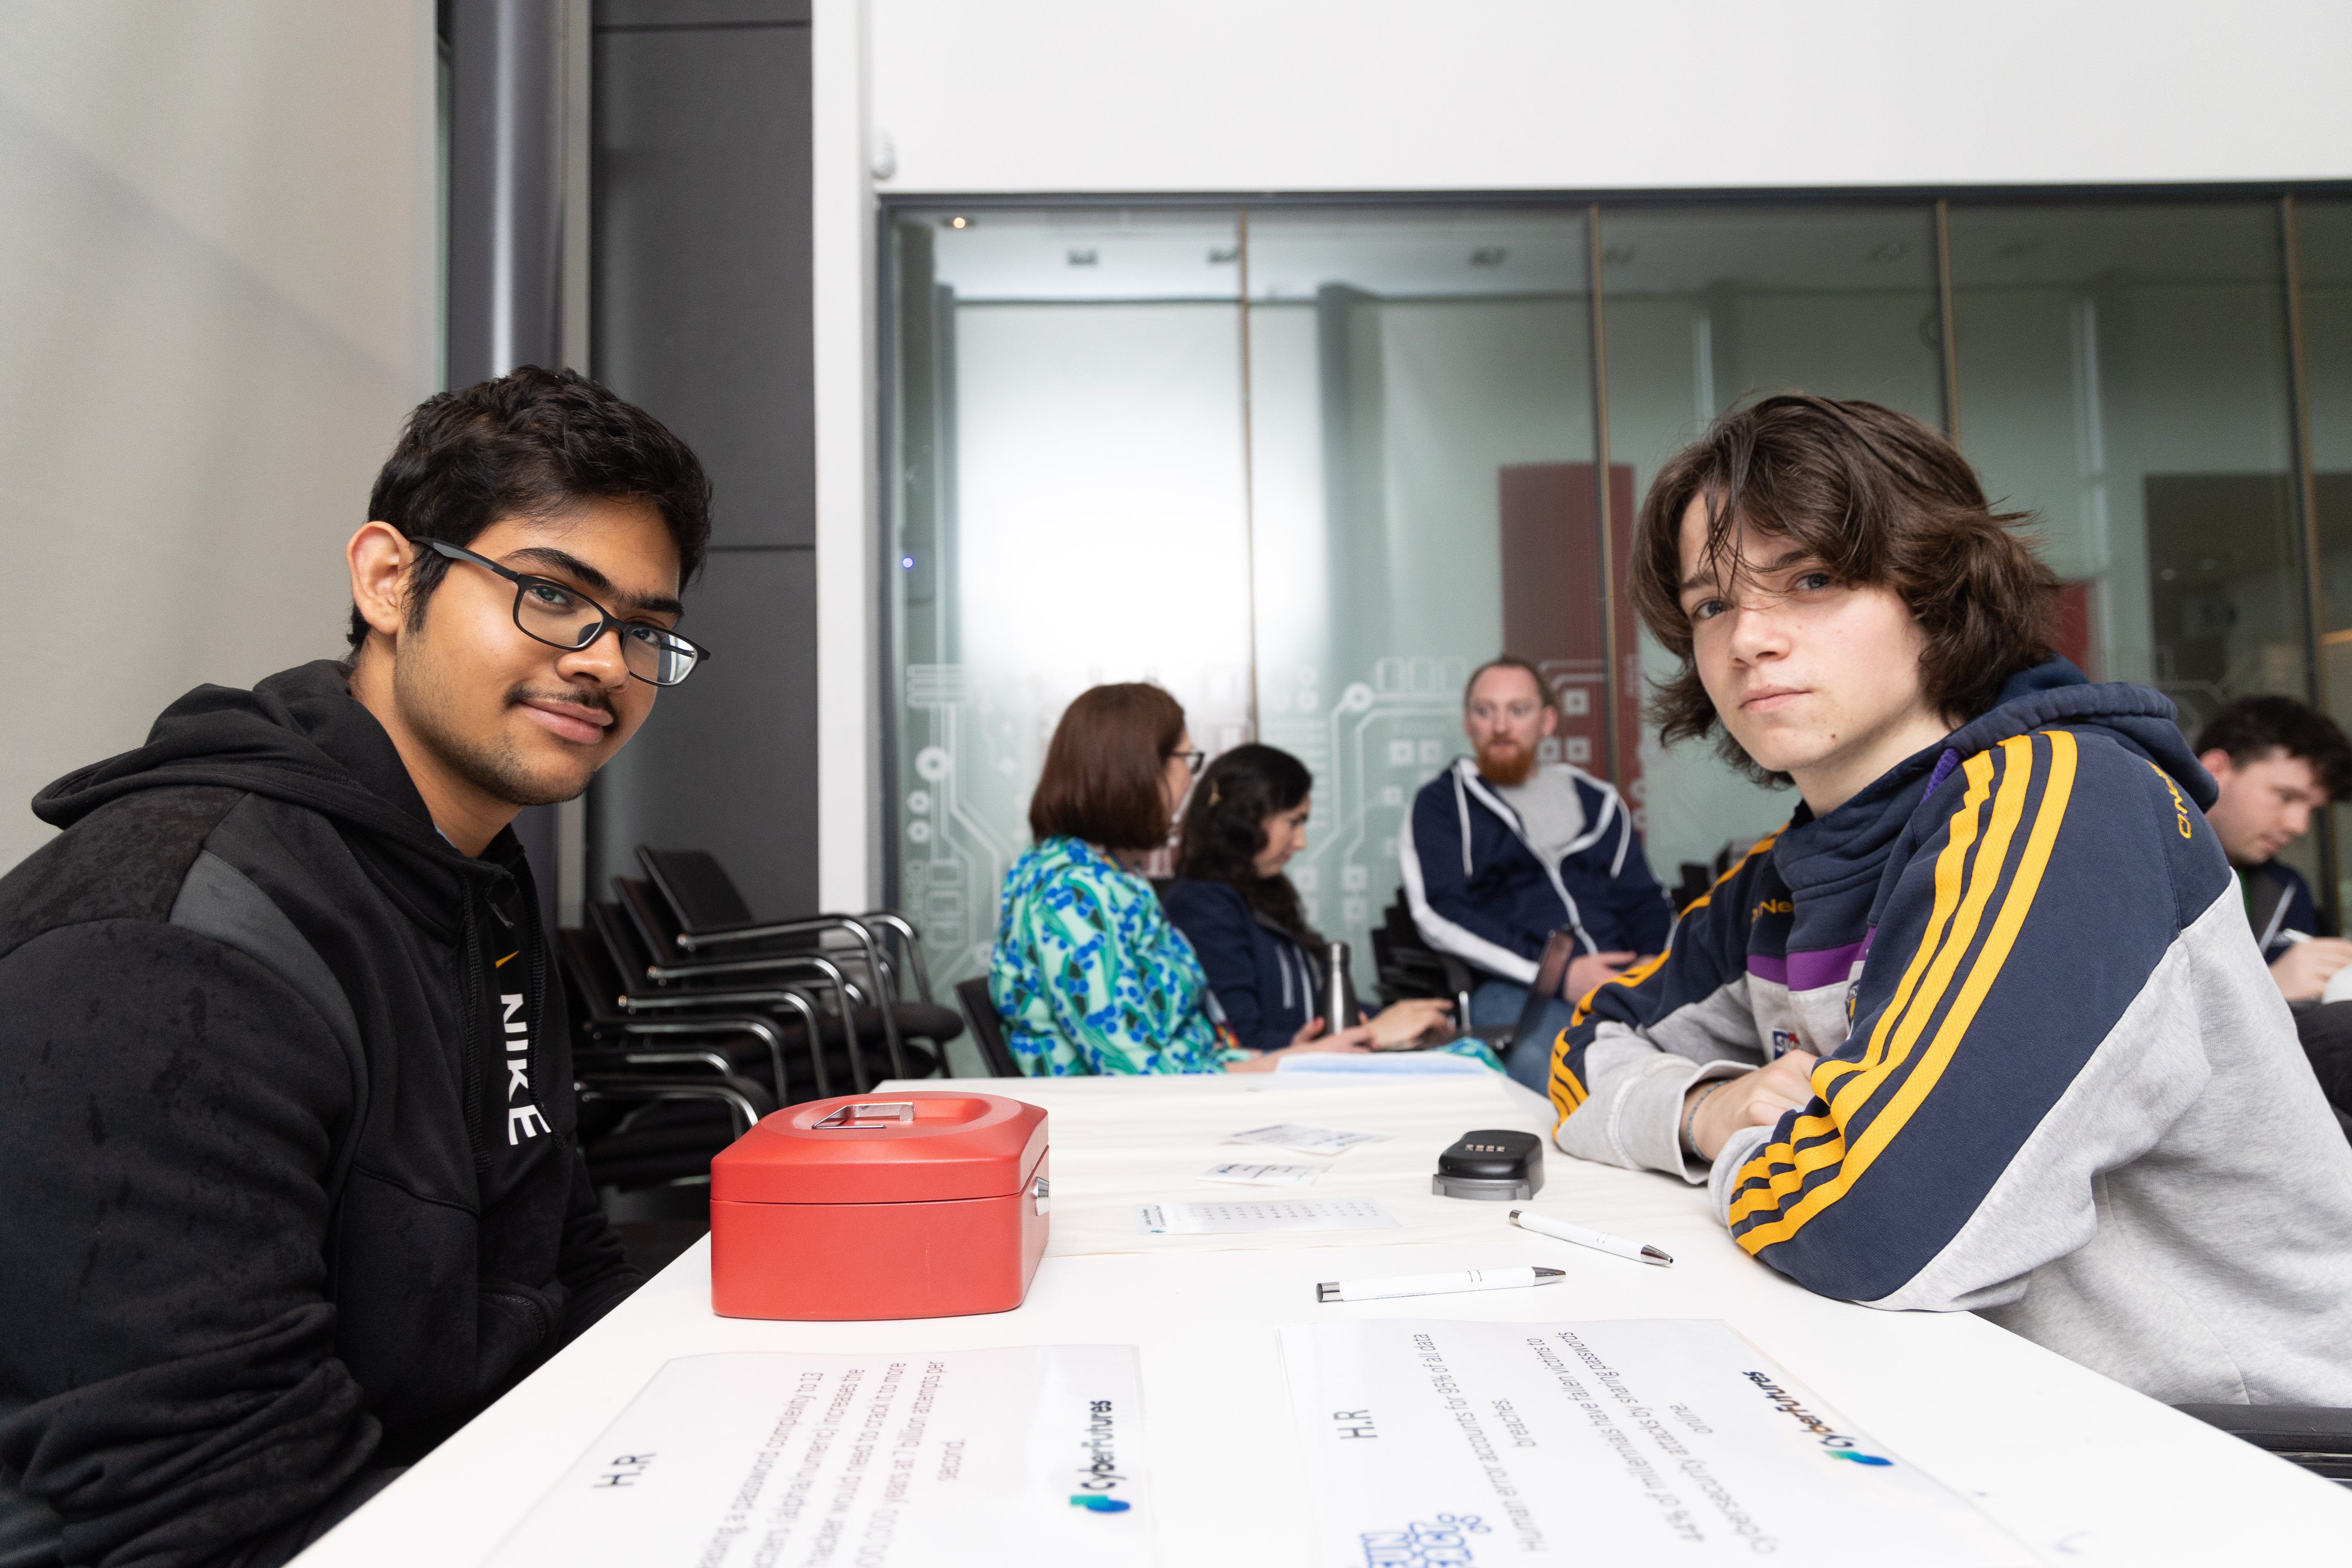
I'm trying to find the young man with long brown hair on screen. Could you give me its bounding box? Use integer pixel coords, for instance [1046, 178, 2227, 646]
[1550, 394, 2352, 1406]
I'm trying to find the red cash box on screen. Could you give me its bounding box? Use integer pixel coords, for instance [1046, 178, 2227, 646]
[709, 1092, 1049, 1320]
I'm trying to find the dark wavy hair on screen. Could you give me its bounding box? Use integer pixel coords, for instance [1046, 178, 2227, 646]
[1029, 683, 1188, 851]
[350, 365, 713, 649]
[1174, 743, 1320, 944]
[2195, 695, 2352, 802]
[1628, 394, 2058, 784]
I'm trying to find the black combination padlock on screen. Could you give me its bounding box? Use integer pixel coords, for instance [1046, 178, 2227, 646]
[1431, 1128, 1545, 1200]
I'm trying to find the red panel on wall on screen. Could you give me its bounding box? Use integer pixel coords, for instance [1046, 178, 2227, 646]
[2052, 579, 2097, 680]
[1496, 462, 1641, 806]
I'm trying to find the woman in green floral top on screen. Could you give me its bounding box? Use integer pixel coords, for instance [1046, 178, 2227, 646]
[989, 684, 1372, 1075]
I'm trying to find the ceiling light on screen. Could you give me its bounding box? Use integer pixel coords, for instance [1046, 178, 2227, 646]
[946, 215, 968, 230]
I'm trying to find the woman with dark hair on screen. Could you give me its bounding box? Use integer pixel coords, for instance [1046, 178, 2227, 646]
[987, 686, 1370, 1075]
[1164, 744, 1453, 1053]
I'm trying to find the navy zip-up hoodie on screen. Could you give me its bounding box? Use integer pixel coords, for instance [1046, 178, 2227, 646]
[1400, 758, 1671, 984]
[1159, 879, 1324, 1052]
[1549, 659, 2352, 1405]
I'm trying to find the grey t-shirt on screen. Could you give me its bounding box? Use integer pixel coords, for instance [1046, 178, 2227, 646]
[1490, 767, 1586, 868]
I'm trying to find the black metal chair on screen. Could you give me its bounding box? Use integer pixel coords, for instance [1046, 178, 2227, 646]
[574, 1072, 772, 1194]
[589, 897, 910, 1095]
[2175, 1405, 2352, 1488]
[955, 976, 1023, 1077]
[641, 847, 933, 1000]
[561, 925, 851, 1103]
[628, 848, 966, 1078]
[1371, 891, 1479, 1024]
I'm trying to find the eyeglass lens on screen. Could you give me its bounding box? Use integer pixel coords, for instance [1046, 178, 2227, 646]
[514, 581, 700, 686]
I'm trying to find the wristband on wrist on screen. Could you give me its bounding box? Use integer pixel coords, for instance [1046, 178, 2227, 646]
[1681, 1079, 1729, 1160]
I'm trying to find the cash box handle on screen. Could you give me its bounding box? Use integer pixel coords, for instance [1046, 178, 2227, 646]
[813, 1102, 916, 1129]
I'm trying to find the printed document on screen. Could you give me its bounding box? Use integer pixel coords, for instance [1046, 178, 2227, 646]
[1284, 1319, 2030, 1567]
[1138, 1197, 1400, 1234]
[1226, 1124, 1389, 1157]
[484, 1346, 1149, 1568]
[1200, 1161, 1329, 1186]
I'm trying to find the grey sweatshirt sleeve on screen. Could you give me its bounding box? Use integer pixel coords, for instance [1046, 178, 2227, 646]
[1549, 835, 1784, 1182]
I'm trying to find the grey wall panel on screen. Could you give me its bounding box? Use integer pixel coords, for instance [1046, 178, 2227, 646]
[593, 20, 811, 548]
[588, 546, 817, 917]
[587, 3, 815, 919]
[597, 0, 807, 27]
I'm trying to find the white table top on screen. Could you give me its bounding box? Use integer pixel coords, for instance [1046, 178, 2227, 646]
[295, 1071, 2352, 1565]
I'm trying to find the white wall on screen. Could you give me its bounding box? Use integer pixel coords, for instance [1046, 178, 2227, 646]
[817, 0, 2352, 906]
[0, 0, 438, 870]
[868, 0, 2352, 195]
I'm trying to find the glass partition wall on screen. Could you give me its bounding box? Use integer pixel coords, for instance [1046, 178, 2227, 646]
[884, 193, 2351, 989]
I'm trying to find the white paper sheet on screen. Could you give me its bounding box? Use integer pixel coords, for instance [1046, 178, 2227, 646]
[1200, 1161, 1329, 1186]
[1225, 1124, 1390, 1157]
[1283, 1319, 2031, 1567]
[484, 1346, 1151, 1568]
[1136, 1197, 1402, 1234]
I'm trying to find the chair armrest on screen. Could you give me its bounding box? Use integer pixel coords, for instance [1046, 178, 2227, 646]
[574, 1074, 770, 1139]
[2174, 1404, 2352, 1455]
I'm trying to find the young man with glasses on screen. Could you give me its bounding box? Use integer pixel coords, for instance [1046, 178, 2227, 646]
[0, 368, 712, 1566]
[1400, 655, 1672, 1089]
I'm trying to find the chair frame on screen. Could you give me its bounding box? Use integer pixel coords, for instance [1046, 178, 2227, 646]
[954, 976, 1022, 1078]
[613, 881, 904, 1081]
[574, 1074, 766, 1142]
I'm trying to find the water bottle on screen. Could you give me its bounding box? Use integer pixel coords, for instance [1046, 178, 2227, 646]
[1323, 941, 1361, 1030]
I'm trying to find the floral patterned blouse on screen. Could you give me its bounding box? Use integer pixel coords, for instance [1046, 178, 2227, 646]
[987, 837, 1240, 1075]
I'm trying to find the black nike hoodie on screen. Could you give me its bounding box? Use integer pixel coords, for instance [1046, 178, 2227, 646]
[0, 660, 640, 1568]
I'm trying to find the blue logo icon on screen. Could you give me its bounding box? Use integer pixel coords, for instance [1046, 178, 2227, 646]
[1825, 1448, 1893, 1466]
[1069, 1494, 1130, 1512]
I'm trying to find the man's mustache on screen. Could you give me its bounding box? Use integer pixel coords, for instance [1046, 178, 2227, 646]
[508, 686, 616, 721]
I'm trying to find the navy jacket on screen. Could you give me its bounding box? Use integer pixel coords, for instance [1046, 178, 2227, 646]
[1400, 758, 1672, 985]
[1160, 879, 1322, 1053]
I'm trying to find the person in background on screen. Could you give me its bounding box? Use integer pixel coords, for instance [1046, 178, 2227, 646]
[988, 685, 1371, 1075]
[1400, 655, 1673, 1088]
[1164, 743, 1455, 1053]
[1553, 392, 2352, 1406]
[2193, 694, 2352, 1124]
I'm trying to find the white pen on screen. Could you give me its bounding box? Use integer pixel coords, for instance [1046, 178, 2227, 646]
[1316, 1267, 1564, 1303]
[1511, 1207, 1674, 1267]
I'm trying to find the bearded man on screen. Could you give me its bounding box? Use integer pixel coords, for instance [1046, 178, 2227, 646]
[1399, 655, 1671, 1087]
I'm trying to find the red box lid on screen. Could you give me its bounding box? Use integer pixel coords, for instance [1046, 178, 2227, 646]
[710, 1092, 1047, 1204]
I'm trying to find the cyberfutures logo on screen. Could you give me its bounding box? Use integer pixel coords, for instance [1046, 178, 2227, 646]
[1069, 1399, 1135, 1513]
[1361, 1512, 1489, 1568]
[1743, 1372, 1894, 1467]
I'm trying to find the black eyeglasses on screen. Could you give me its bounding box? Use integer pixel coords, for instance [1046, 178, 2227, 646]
[419, 539, 711, 687]
[1167, 748, 1207, 776]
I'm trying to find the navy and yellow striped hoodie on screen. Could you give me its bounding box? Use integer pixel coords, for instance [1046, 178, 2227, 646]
[1550, 658, 2352, 1405]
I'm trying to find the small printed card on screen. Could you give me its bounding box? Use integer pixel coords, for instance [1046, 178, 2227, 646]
[1198, 1161, 1327, 1187]
[1225, 1124, 1390, 1158]
[1136, 1197, 1400, 1235]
